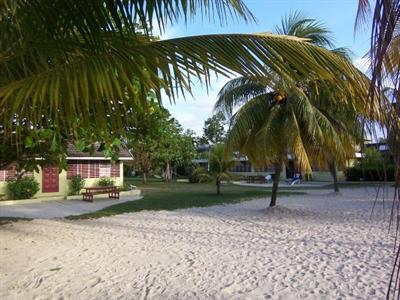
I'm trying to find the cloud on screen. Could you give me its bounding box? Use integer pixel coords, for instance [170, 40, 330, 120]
[352, 56, 370, 74]
[164, 74, 232, 135]
[160, 26, 181, 40]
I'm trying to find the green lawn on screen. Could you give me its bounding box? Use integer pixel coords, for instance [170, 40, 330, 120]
[66, 178, 304, 220]
[0, 217, 32, 226]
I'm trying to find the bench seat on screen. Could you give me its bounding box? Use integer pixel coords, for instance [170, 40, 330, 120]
[82, 186, 120, 202]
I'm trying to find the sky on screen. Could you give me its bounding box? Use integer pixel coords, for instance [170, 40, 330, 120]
[160, 0, 372, 135]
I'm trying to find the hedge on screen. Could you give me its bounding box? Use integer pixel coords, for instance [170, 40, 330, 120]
[345, 165, 395, 181]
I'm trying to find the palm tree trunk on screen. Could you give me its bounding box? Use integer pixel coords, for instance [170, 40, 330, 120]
[216, 179, 221, 195]
[328, 161, 339, 193]
[270, 162, 282, 207]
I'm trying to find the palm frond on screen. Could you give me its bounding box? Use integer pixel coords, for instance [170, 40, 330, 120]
[0, 0, 255, 38]
[274, 11, 335, 48]
[1, 32, 368, 139]
[355, 0, 372, 32]
[331, 47, 354, 61]
[214, 76, 269, 116]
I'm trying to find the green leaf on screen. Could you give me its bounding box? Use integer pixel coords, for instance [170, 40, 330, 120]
[24, 136, 34, 148]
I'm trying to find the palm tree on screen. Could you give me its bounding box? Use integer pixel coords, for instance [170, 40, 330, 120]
[217, 76, 360, 206]
[275, 12, 365, 193]
[208, 144, 236, 195]
[356, 2, 400, 297]
[215, 14, 370, 207]
[0, 1, 368, 167]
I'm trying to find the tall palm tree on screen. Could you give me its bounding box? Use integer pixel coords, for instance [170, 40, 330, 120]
[0, 1, 368, 167]
[356, 0, 400, 184]
[275, 12, 365, 193]
[215, 14, 370, 207]
[216, 75, 361, 207]
[355, 4, 400, 296]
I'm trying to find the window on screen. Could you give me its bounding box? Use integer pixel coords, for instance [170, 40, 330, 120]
[67, 160, 119, 179]
[0, 170, 6, 182]
[99, 163, 111, 177]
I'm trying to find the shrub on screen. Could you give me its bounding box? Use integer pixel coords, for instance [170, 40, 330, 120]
[119, 183, 132, 191]
[345, 165, 395, 181]
[69, 175, 85, 195]
[8, 177, 40, 200]
[97, 177, 115, 186]
[189, 167, 212, 183]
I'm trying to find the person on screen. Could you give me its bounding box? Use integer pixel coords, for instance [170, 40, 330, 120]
[265, 174, 272, 183]
[285, 172, 301, 185]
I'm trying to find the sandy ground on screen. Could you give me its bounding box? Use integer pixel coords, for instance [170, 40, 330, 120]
[0, 187, 396, 300]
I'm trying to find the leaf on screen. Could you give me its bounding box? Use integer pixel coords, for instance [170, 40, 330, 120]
[75, 140, 86, 152]
[24, 136, 34, 148]
[50, 135, 58, 152]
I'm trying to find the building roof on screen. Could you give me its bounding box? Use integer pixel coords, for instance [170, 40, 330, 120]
[66, 143, 133, 160]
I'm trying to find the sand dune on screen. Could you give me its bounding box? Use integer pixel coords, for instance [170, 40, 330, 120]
[0, 187, 395, 299]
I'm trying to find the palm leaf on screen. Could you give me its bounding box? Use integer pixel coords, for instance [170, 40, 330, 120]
[274, 11, 335, 48]
[1, 31, 368, 140]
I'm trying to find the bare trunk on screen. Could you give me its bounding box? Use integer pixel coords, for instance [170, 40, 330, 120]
[164, 162, 172, 182]
[328, 162, 339, 193]
[270, 163, 281, 207]
[216, 179, 221, 195]
[142, 172, 147, 184]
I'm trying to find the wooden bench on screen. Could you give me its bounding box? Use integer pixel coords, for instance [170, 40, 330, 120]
[82, 186, 120, 202]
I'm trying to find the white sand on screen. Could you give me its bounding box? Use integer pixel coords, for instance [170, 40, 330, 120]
[0, 187, 396, 299]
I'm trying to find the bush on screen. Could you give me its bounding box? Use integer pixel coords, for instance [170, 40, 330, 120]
[189, 167, 212, 183]
[69, 175, 85, 195]
[8, 177, 40, 200]
[97, 177, 115, 186]
[119, 183, 132, 191]
[345, 165, 395, 181]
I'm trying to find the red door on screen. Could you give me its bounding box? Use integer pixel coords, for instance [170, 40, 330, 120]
[42, 166, 59, 193]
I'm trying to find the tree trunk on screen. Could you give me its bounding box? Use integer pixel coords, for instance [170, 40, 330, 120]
[328, 161, 339, 193]
[142, 172, 147, 184]
[165, 162, 172, 182]
[216, 179, 221, 195]
[270, 163, 281, 207]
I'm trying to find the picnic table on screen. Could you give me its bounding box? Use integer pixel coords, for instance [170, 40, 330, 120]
[82, 186, 120, 202]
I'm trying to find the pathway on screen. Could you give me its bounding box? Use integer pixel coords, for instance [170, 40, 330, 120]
[0, 195, 142, 219]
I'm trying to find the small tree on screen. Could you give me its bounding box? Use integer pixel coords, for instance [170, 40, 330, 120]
[208, 144, 235, 195]
[201, 112, 227, 145]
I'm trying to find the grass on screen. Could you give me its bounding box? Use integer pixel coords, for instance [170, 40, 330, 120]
[49, 267, 62, 272]
[66, 178, 304, 220]
[0, 217, 32, 226]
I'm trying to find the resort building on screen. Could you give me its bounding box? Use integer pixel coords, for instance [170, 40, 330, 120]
[193, 144, 353, 181]
[0, 143, 133, 200]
